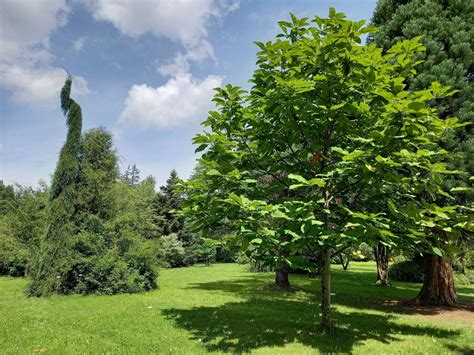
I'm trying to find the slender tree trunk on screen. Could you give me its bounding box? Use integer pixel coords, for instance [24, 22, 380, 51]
[275, 263, 290, 288]
[320, 247, 333, 329]
[374, 242, 391, 286]
[416, 254, 457, 306]
[339, 254, 349, 271]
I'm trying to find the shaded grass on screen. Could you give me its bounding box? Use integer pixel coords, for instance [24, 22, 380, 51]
[0, 262, 473, 354]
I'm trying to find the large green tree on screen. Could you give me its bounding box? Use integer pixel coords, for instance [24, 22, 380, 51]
[29, 76, 83, 296]
[29, 78, 158, 296]
[370, 0, 473, 305]
[183, 10, 465, 328]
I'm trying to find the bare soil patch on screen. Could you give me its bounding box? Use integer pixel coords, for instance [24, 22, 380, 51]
[380, 300, 474, 324]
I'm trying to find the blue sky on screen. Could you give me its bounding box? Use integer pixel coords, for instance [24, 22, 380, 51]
[0, 0, 377, 188]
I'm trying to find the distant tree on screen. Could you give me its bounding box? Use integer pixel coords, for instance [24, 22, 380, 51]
[0, 180, 15, 215]
[370, 0, 473, 305]
[155, 170, 188, 242]
[121, 164, 141, 186]
[183, 10, 465, 329]
[114, 175, 158, 240]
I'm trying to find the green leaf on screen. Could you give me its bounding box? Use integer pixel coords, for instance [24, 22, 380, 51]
[271, 209, 291, 220]
[207, 169, 221, 176]
[288, 174, 309, 184]
[343, 150, 364, 161]
[431, 247, 443, 257]
[408, 102, 425, 111]
[289, 184, 306, 190]
[309, 177, 326, 187]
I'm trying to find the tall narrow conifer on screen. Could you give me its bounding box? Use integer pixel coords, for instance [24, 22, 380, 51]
[29, 76, 82, 296]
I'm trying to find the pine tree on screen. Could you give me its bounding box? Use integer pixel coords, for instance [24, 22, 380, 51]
[121, 164, 141, 186]
[29, 76, 82, 296]
[155, 169, 187, 239]
[370, 0, 473, 305]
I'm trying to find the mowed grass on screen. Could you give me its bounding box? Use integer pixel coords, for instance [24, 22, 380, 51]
[1, 262, 473, 354]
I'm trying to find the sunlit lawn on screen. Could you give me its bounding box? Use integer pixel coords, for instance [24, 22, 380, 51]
[1, 262, 473, 354]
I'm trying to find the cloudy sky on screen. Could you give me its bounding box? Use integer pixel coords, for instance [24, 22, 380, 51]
[0, 0, 376, 188]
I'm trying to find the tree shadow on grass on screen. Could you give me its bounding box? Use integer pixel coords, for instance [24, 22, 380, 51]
[184, 274, 474, 317]
[162, 297, 460, 353]
[444, 343, 474, 354]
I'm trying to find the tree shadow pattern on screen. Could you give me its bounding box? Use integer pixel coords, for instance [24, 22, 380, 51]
[162, 270, 465, 353]
[163, 297, 460, 353]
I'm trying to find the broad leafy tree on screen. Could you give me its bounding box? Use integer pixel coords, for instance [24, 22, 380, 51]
[183, 9, 465, 328]
[370, 0, 473, 305]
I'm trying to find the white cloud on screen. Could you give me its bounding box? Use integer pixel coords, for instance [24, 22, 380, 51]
[84, 0, 237, 129]
[120, 73, 222, 128]
[0, 0, 69, 62]
[84, 0, 238, 70]
[0, 0, 89, 107]
[0, 65, 89, 106]
[72, 35, 88, 51]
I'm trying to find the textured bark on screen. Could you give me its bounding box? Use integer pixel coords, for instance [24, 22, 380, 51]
[320, 247, 333, 329]
[275, 264, 290, 288]
[416, 254, 457, 306]
[374, 242, 391, 286]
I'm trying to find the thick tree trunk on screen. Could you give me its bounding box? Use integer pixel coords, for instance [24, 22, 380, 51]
[320, 247, 333, 329]
[275, 263, 290, 289]
[374, 242, 391, 286]
[416, 254, 457, 306]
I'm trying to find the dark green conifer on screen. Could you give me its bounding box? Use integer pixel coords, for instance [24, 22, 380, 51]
[29, 76, 82, 296]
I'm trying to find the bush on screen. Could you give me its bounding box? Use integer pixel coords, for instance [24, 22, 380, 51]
[0, 235, 29, 277]
[215, 245, 235, 263]
[454, 269, 474, 286]
[159, 234, 186, 267]
[389, 259, 424, 283]
[196, 241, 217, 266]
[354, 243, 374, 261]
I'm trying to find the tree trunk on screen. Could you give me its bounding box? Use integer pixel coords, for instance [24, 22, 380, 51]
[416, 254, 457, 306]
[374, 242, 391, 286]
[339, 254, 349, 271]
[320, 247, 333, 330]
[275, 263, 290, 289]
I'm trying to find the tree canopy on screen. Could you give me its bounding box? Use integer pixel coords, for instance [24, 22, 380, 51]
[183, 9, 466, 328]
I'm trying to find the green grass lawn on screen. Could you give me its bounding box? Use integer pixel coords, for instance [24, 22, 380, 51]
[1, 262, 473, 354]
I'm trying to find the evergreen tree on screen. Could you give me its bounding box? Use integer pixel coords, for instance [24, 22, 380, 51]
[121, 164, 141, 186]
[370, 0, 473, 305]
[29, 76, 82, 296]
[29, 78, 158, 296]
[155, 169, 187, 240]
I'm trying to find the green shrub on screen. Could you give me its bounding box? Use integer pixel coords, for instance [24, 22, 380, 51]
[454, 269, 474, 286]
[159, 234, 186, 267]
[0, 235, 29, 277]
[355, 243, 374, 261]
[389, 259, 424, 283]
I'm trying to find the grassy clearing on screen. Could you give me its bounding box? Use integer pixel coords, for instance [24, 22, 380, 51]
[1, 262, 473, 354]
